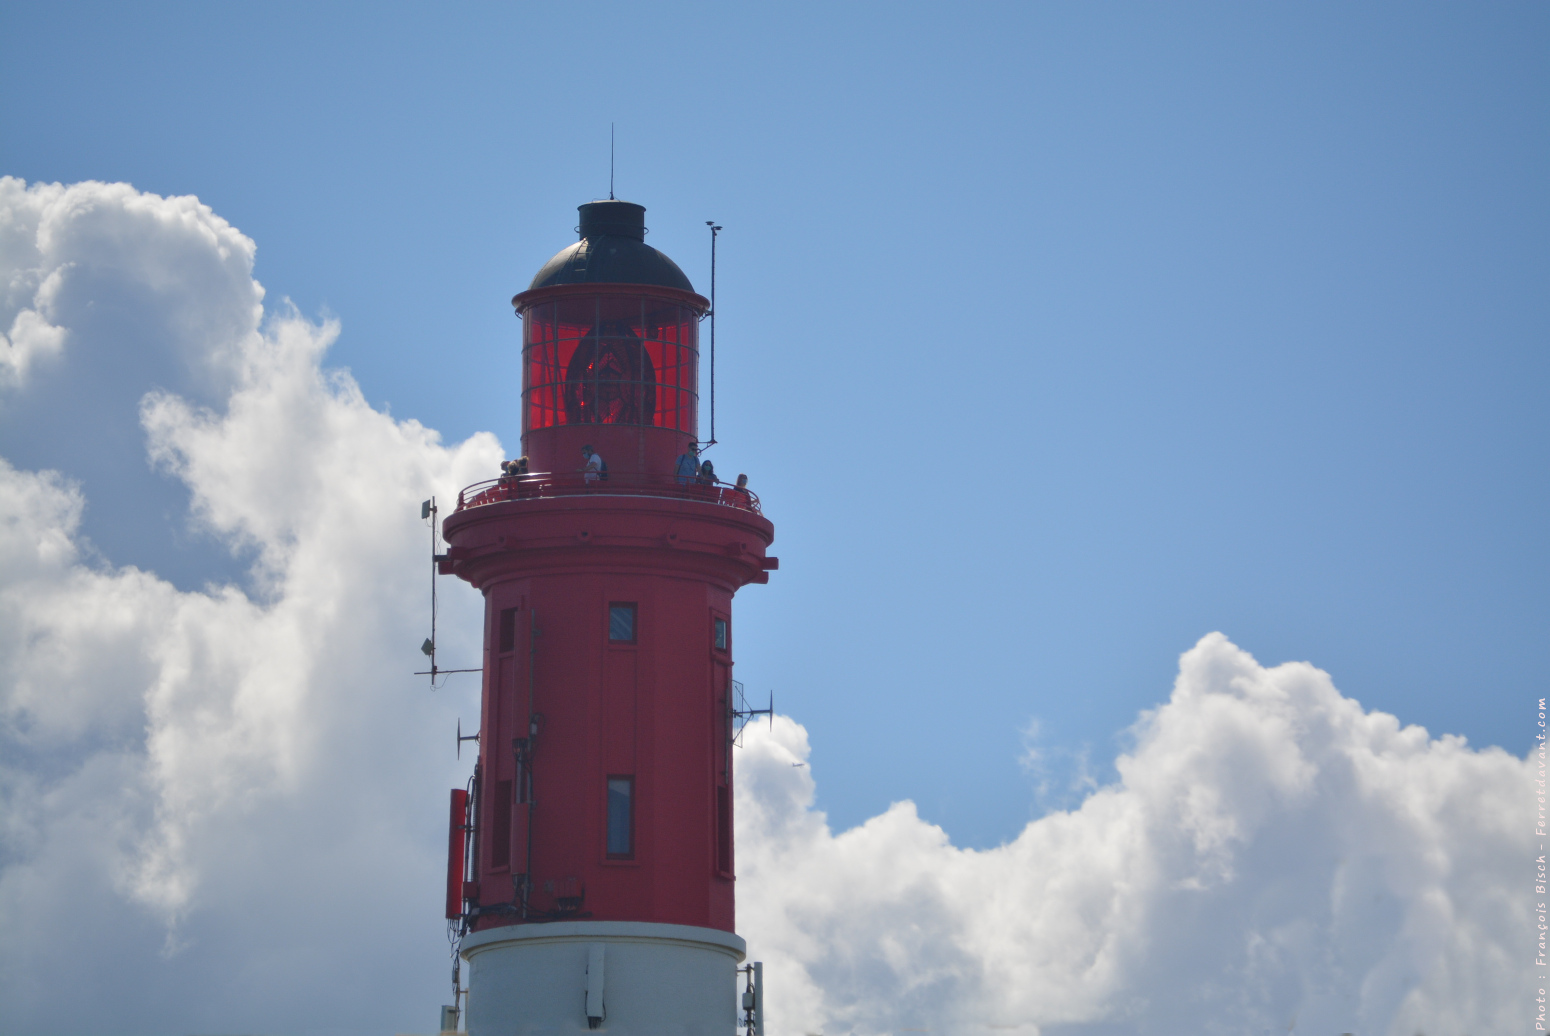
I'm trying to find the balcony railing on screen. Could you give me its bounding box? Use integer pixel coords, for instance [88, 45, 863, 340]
[455, 471, 763, 516]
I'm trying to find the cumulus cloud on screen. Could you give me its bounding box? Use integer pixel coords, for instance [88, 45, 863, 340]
[0, 176, 287, 586]
[737, 636, 1533, 1036]
[0, 178, 499, 1033]
[0, 179, 1532, 1036]
[0, 176, 259, 392]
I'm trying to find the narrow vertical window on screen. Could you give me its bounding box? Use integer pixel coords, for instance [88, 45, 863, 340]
[716, 785, 732, 874]
[607, 777, 634, 857]
[713, 617, 729, 652]
[491, 779, 513, 869]
[609, 603, 636, 643]
[499, 607, 517, 654]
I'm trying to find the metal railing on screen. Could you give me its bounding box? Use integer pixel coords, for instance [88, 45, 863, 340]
[455, 470, 762, 515]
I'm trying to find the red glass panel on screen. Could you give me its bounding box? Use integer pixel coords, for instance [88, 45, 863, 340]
[522, 294, 697, 434]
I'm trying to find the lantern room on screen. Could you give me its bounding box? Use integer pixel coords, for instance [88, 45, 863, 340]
[512, 200, 709, 476]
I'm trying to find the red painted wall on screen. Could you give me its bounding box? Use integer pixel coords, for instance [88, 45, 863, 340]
[442, 484, 773, 933]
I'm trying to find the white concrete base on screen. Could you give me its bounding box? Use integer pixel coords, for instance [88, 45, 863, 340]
[460, 921, 745, 1036]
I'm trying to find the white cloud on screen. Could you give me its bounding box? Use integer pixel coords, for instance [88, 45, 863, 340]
[0, 178, 1532, 1036]
[0, 178, 499, 1033]
[737, 635, 1533, 1036]
[0, 176, 260, 392]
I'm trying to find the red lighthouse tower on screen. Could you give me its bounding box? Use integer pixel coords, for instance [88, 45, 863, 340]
[440, 199, 775, 1034]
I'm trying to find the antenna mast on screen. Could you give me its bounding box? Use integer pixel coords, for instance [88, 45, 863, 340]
[705, 221, 722, 446]
[609, 124, 615, 200]
[416, 496, 480, 686]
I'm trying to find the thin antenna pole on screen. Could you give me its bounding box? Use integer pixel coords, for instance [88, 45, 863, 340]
[609, 124, 615, 200]
[414, 497, 480, 684]
[427, 497, 438, 684]
[705, 221, 721, 445]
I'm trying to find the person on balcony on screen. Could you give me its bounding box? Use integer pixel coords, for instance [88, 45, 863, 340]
[498, 456, 530, 496]
[582, 445, 605, 485]
[675, 443, 700, 485]
[511, 456, 530, 496]
[732, 473, 751, 507]
[691, 458, 715, 501]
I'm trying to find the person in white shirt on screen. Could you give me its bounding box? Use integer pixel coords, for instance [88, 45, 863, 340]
[581, 445, 604, 484]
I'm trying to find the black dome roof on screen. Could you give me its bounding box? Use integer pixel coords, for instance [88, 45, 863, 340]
[528, 200, 695, 293]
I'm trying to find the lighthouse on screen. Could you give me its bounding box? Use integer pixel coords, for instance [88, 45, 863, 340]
[437, 199, 775, 1034]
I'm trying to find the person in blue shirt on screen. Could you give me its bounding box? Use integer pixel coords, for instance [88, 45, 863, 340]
[675, 442, 700, 485]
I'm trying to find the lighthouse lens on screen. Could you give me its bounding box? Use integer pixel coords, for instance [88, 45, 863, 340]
[563, 321, 656, 426]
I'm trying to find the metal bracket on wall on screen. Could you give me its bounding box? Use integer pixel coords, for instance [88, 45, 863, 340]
[456, 718, 480, 760]
[739, 961, 764, 1035]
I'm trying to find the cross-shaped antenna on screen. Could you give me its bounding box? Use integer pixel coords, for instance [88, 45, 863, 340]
[731, 681, 774, 747]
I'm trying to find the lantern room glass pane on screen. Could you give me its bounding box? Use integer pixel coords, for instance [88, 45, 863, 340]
[522, 294, 698, 434]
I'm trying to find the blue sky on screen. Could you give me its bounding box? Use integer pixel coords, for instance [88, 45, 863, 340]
[0, 7, 1545, 1030]
[4, 2, 1546, 849]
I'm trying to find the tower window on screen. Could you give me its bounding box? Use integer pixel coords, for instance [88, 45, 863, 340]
[607, 777, 634, 857]
[713, 617, 728, 651]
[716, 785, 732, 875]
[499, 608, 517, 654]
[609, 603, 636, 643]
[492, 779, 513, 869]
